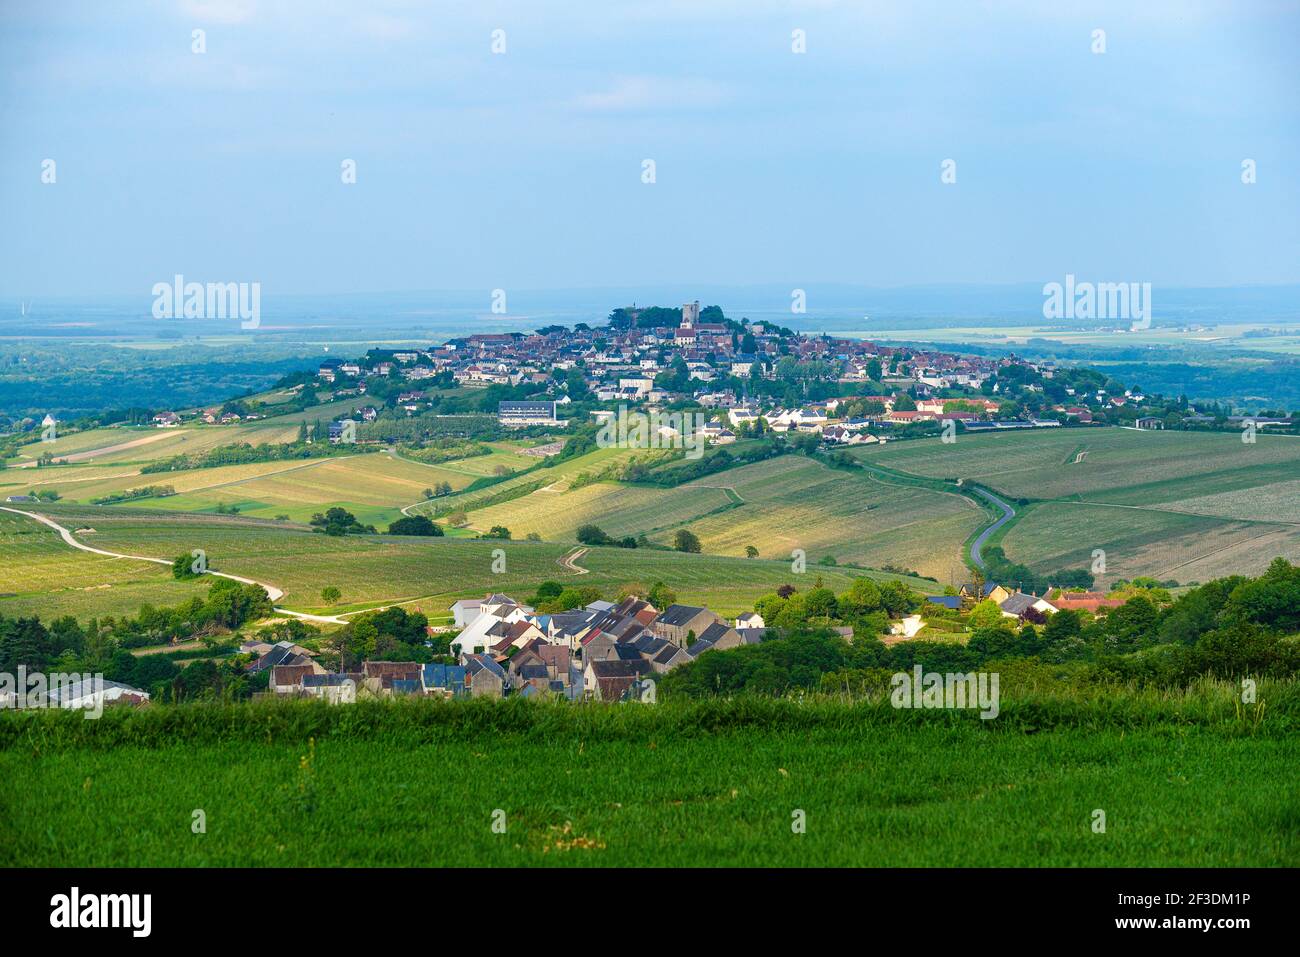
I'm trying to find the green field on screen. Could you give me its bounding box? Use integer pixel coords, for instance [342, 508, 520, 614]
[406, 446, 655, 518]
[5, 448, 539, 529]
[10, 421, 305, 467]
[10, 425, 1300, 617]
[680, 455, 980, 580]
[3, 692, 1295, 866]
[0, 510, 208, 618]
[460, 454, 981, 583]
[3, 505, 938, 619]
[852, 429, 1300, 583]
[853, 428, 1300, 505]
[998, 502, 1300, 585]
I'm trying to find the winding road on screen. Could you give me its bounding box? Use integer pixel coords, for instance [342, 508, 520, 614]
[966, 487, 1016, 571]
[2, 506, 347, 624]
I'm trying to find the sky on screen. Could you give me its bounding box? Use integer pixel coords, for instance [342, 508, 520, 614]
[0, 0, 1297, 299]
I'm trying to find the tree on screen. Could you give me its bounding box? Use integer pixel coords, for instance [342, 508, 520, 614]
[673, 529, 702, 553]
[1042, 608, 1081, 643]
[877, 581, 919, 616]
[577, 524, 613, 546]
[804, 586, 838, 620]
[482, 526, 511, 540]
[967, 599, 1006, 630]
[171, 552, 203, 580]
[387, 515, 444, 537]
[838, 577, 882, 617]
[310, 507, 374, 536]
[647, 581, 677, 609]
[531, 581, 564, 604]
[321, 586, 342, 605]
[745, 545, 759, 558]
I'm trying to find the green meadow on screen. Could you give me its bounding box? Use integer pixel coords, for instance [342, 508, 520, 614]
[2, 689, 1296, 867]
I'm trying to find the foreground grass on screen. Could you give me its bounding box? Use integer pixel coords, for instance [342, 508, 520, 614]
[2, 688, 1296, 867]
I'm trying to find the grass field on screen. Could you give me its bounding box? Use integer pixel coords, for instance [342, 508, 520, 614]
[2, 691, 1295, 866]
[5, 505, 938, 619]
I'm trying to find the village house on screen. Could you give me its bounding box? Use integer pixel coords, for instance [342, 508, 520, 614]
[651, 604, 726, 648]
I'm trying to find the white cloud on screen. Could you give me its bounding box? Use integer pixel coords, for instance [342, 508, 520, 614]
[179, 0, 257, 25]
[570, 75, 732, 112]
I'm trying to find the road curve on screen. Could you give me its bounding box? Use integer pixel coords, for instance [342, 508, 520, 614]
[966, 487, 1016, 570]
[1, 506, 346, 624]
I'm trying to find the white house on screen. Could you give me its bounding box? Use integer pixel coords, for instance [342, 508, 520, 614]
[450, 599, 483, 628]
[450, 595, 533, 655]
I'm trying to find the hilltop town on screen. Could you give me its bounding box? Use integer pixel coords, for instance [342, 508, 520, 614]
[106, 300, 1293, 452]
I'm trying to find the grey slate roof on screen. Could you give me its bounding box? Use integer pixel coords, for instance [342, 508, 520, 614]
[657, 604, 708, 627]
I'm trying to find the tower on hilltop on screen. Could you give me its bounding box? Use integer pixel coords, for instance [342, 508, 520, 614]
[681, 300, 700, 328]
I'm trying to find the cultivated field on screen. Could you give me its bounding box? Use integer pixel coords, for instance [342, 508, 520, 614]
[7, 505, 936, 619]
[853, 428, 1300, 505]
[453, 454, 980, 583]
[852, 428, 1300, 582]
[681, 455, 980, 581]
[999, 502, 1300, 586]
[123, 453, 475, 527]
[470, 482, 734, 541]
[0, 510, 207, 618]
[9, 422, 304, 467]
[406, 446, 657, 519]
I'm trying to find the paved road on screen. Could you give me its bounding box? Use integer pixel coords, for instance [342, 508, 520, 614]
[1, 506, 347, 624]
[966, 487, 1016, 570]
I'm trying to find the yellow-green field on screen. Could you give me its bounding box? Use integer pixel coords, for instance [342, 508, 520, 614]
[998, 501, 1300, 586]
[1, 505, 939, 620]
[0, 510, 209, 618]
[852, 428, 1300, 584]
[462, 454, 980, 582]
[852, 428, 1300, 505]
[10, 422, 303, 467]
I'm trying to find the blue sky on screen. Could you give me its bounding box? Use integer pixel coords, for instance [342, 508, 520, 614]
[0, 0, 1297, 298]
